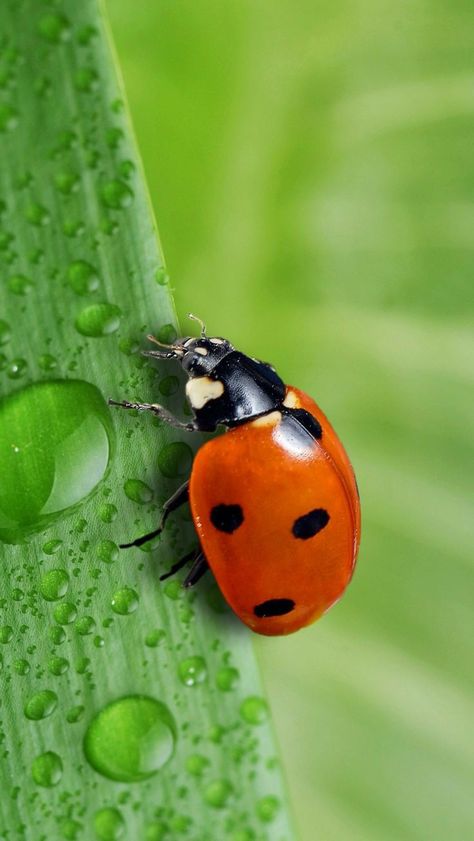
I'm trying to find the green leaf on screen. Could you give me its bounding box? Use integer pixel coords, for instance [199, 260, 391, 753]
[0, 2, 294, 839]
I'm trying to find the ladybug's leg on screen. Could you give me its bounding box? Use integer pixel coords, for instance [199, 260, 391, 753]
[109, 399, 198, 432]
[183, 552, 208, 588]
[119, 480, 189, 549]
[160, 547, 200, 581]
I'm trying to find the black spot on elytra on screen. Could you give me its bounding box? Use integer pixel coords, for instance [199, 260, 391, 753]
[210, 503, 244, 534]
[292, 508, 330, 539]
[254, 598, 295, 618]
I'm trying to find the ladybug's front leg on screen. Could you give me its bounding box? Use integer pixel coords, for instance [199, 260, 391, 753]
[119, 480, 189, 549]
[108, 399, 199, 431]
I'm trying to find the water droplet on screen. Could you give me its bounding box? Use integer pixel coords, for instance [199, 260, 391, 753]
[0, 319, 11, 346]
[178, 656, 207, 687]
[40, 569, 69, 601]
[13, 658, 30, 675]
[84, 695, 176, 782]
[77, 24, 98, 46]
[38, 353, 58, 371]
[106, 127, 124, 149]
[24, 689, 58, 720]
[97, 539, 119, 564]
[163, 579, 182, 601]
[144, 629, 165, 648]
[0, 625, 13, 644]
[154, 268, 169, 287]
[60, 819, 82, 840]
[25, 202, 50, 226]
[54, 602, 77, 625]
[216, 666, 239, 692]
[99, 503, 117, 523]
[99, 179, 133, 210]
[111, 587, 139, 616]
[0, 103, 18, 132]
[118, 160, 135, 179]
[0, 379, 114, 543]
[75, 67, 99, 93]
[203, 778, 233, 809]
[123, 479, 153, 505]
[38, 12, 71, 43]
[54, 170, 79, 194]
[185, 754, 209, 777]
[94, 807, 125, 840]
[48, 656, 69, 676]
[75, 302, 122, 337]
[144, 822, 168, 841]
[67, 260, 99, 295]
[256, 795, 280, 822]
[239, 696, 268, 725]
[157, 442, 193, 479]
[118, 336, 139, 356]
[75, 615, 96, 635]
[66, 704, 84, 723]
[231, 831, 256, 841]
[49, 625, 66, 645]
[94, 635, 105, 648]
[7, 358, 28, 379]
[31, 751, 63, 787]
[7, 273, 33, 295]
[159, 376, 179, 397]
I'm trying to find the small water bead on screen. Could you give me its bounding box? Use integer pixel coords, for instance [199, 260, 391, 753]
[118, 160, 135, 179]
[163, 580, 182, 601]
[11, 587, 23, 601]
[77, 24, 98, 46]
[75, 615, 96, 635]
[144, 629, 166, 648]
[66, 704, 84, 724]
[54, 170, 79, 194]
[111, 588, 139, 616]
[0, 354, 7, 371]
[178, 656, 207, 688]
[159, 376, 179, 397]
[38, 353, 58, 371]
[31, 751, 63, 787]
[13, 658, 30, 675]
[216, 666, 239, 692]
[144, 822, 168, 841]
[0, 379, 114, 544]
[185, 754, 209, 777]
[99, 503, 117, 523]
[49, 626, 66, 645]
[94, 807, 125, 841]
[240, 696, 269, 726]
[48, 656, 69, 676]
[54, 602, 77, 625]
[0, 320, 11, 345]
[105, 127, 124, 149]
[203, 778, 233, 809]
[75, 302, 122, 337]
[97, 540, 119, 564]
[67, 260, 99, 295]
[231, 831, 256, 841]
[157, 324, 177, 345]
[0, 625, 13, 643]
[118, 337, 139, 356]
[99, 179, 133, 210]
[94, 635, 105, 648]
[158, 442, 193, 479]
[75, 67, 99, 92]
[154, 268, 169, 287]
[0, 103, 18, 132]
[38, 12, 71, 42]
[25, 202, 50, 226]
[7, 274, 33, 295]
[40, 569, 69, 601]
[84, 695, 176, 782]
[61, 819, 82, 840]
[7, 358, 28, 379]
[76, 656, 90, 674]
[123, 479, 153, 505]
[256, 795, 280, 822]
[24, 689, 58, 720]
[63, 219, 85, 238]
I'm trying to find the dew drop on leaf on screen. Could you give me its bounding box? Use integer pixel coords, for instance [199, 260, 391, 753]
[24, 689, 58, 721]
[31, 751, 63, 787]
[178, 656, 207, 687]
[123, 479, 153, 505]
[111, 588, 139, 616]
[75, 302, 122, 337]
[40, 569, 69, 601]
[94, 807, 125, 840]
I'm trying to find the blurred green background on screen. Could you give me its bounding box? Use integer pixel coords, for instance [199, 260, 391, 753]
[106, 2, 474, 839]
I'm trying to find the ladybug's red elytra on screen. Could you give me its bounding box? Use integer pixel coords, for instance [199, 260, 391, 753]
[110, 314, 360, 636]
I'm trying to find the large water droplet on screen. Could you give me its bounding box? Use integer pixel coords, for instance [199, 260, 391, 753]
[157, 442, 193, 479]
[31, 751, 63, 787]
[40, 569, 69, 601]
[83, 695, 176, 782]
[75, 303, 122, 337]
[0, 379, 114, 543]
[94, 807, 125, 840]
[24, 689, 58, 720]
[111, 588, 139, 616]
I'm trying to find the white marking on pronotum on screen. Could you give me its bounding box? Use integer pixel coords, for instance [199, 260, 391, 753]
[283, 389, 299, 408]
[186, 377, 224, 409]
[195, 347, 208, 356]
[250, 411, 281, 428]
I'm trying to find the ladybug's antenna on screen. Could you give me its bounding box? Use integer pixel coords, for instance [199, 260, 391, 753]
[188, 313, 207, 338]
[146, 334, 183, 352]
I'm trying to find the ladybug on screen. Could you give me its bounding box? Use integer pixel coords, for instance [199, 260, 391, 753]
[110, 314, 360, 636]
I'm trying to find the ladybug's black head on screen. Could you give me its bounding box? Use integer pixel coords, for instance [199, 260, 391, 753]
[142, 314, 233, 377]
